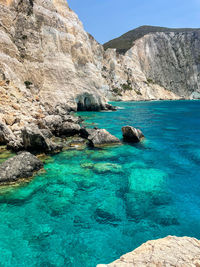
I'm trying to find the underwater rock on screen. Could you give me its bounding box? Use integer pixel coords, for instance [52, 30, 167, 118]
[122, 126, 144, 142]
[128, 168, 167, 194]
[93, 163, 122, 174]
[95, 196, 124, 223]
[98, 236, 200, 266]
[0, 152, 43, 183]
[153, 206, 179, 226]
[87, 128, 121, 147]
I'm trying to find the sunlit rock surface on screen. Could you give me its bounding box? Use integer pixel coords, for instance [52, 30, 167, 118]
[98, 236, 200, 267]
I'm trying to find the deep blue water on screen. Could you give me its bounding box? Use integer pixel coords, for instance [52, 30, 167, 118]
[0, 100, 200, 266]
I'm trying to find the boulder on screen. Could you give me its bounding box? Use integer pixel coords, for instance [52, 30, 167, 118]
[0, 152, 43, 183]
[97, 236, 200, 267]
[44, 115, 81, 137]
[122, 125, 144, 142]
[87, 128, 120, 147]
[80, 127, 96, 138]
[43, 115, 63, 135]
[58, 122, 81, 137]
[21, 125, 50, 152]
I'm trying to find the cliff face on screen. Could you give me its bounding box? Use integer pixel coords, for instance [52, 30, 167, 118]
[0, 1, 200, 143]
[0, 0, 108, 119]
[98, 236, 200, 267]
[104, 26, 200, 100]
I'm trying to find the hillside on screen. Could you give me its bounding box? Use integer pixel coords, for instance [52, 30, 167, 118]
[103, 25, 200, 54]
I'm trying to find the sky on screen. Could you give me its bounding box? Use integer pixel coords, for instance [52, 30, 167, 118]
[67, 0, 200, 44]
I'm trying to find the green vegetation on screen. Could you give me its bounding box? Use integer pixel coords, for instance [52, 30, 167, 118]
[24, 80, 33, 89]
[122, 83, 132, 91]
[103, 25, 200, 54]
[112, 87, 122, 96]
[147, 78, 154, 84]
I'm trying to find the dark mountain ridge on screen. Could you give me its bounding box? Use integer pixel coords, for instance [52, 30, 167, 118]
[103, 25, 200, 54]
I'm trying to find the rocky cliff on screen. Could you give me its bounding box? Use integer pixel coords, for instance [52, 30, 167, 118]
[0, 0, 113, 149]
[104, 26, 200, 100]
[0, 0, 109, 117]
[0, 1, 200, 149]
[98, 236, 200, 266]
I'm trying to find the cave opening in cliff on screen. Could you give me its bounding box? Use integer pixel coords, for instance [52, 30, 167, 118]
[76, 93, 99, 111]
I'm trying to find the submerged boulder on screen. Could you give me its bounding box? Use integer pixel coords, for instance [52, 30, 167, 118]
[87, 128, 120, 147]
[122, 125, 144, 142]
[0, 152, 43, 183]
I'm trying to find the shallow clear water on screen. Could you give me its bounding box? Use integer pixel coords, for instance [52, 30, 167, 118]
[0, 100, 200, 266]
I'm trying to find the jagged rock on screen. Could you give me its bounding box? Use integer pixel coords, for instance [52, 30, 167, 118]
[63, 115, 83, 124]
[80, 128, 96, 139]
[58, 122, 81, 137]
[0, 152, 43, 183]
[21, 125, 50, 152]
[7, 138, 24, 152]
[87, 128, 121, 147]
[105, 104, 117, 111]
[0, 121, 16, 145]
[97, 236, 200, 267]
[43, 115, 63, 135]
[122, 126, 144, 142]
[44, 115, 81, 137]
[40, 128, 53, 139]
[93, 163, 122, 174]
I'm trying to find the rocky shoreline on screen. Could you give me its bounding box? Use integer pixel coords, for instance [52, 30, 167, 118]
[98, 236, 200, 266]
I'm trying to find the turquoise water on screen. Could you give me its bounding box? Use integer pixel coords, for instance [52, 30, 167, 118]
[0, 100, 200, 266]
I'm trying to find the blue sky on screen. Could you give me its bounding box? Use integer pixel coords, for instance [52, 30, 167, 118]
[67, 0, 200, 44]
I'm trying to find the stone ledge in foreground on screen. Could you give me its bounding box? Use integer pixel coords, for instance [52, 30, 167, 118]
[97, 235, 200, 267]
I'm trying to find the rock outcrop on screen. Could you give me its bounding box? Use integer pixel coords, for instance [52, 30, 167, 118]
[98, 236, 200, 267]
[0, 151, 43, 183]
[103, 26, 200, 101]
[122, 126, 144, 142]
[87, 128, 121, 147]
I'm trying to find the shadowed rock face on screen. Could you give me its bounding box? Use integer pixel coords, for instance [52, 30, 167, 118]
[98, 236, 200, 267]
[122, 126, 144, 142]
